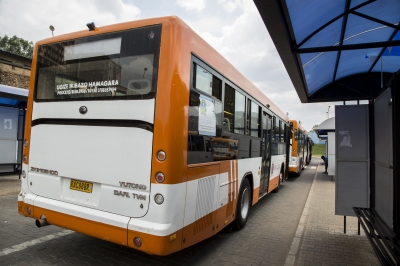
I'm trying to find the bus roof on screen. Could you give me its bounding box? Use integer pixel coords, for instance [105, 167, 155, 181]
[34, 16, 289, 122]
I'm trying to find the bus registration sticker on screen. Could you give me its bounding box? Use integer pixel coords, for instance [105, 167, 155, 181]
[70, 180, 93, 193]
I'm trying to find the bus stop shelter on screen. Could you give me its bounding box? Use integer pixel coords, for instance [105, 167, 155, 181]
[315, 117, 336, 176]
[254, 0, 400, 264]
[0, 84, 27, 174]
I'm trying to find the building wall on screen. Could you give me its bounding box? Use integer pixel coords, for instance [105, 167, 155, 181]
[0, 50, 31, 90]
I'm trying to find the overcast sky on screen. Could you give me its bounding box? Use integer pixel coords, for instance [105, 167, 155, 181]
[0, 0, 342, 131]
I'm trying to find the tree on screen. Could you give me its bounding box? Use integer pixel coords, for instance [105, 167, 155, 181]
[0, 35, 33, 58]
[311, 124, 319, 131]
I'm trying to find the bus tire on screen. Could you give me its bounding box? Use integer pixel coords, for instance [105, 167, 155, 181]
[234, 178, 251, 230]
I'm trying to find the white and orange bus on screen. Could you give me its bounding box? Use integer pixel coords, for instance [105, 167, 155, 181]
[289, 120, 312, 176]
[18, 16, 290, 255]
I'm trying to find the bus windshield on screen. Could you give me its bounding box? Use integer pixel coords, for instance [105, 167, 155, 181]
[35, 25, 161, 101]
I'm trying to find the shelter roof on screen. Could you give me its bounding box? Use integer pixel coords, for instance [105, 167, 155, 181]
[0, 84, 28, 107]
[255, 0, 400, 103]
[314, 117, 335, 139]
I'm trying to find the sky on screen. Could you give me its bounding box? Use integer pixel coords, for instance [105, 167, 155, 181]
[0, 0, 342, 131]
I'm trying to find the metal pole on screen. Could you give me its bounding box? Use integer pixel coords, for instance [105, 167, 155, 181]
[18, 108, 26, 179]
[358, 220, 360, 235]
[344, 216, 347, 234]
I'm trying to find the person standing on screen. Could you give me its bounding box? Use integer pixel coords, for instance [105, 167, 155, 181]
[321, 155, 328, 173]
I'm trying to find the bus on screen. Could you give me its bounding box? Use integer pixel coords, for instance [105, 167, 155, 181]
[18, 16, 290, 255]
[289, 120, 312, 176]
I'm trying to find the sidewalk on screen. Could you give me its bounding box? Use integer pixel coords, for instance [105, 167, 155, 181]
[0, 174, 21, 196]
[287, 162, 379, 266]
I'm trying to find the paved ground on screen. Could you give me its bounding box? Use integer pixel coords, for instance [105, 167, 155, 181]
[287, 163, 379, 266]
[0, 160, 379, 265]
[0, 174, 21, 196]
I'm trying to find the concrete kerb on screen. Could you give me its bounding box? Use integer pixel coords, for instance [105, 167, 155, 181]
[285, 164, 319, 266]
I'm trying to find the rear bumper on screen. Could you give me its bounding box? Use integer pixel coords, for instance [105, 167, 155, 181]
[289, 156, 302, 173]
[18, 193, 182, 255]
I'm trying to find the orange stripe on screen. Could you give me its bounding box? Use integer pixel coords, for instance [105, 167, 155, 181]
[268, 175, 279, 193]
[18, 201, 34, 218]
[252, 187, 259, 205]
[187, 163, 219, 182]
[18, 199, 240, 256]
[235, 160, 239, 200]
[182, 212, 214, 249]
[225, 161, 233, 217]
[32, 206, 128, 246]
[219, 161, 230, 173]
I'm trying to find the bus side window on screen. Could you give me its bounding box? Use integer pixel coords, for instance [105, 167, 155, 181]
[194, 64, 222, 101]
[215, 101, 223, 137]
[271, 143, 278, 155]
[223, 84, 235, 133]
[191, 135, 205, 151]
[205, 139, 212, 152]
[188, 90, 200, 134]
[234, 91, 245, 134]
[250, 101, 259, 137]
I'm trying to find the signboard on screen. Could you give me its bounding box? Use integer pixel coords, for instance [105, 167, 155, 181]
[198, 95, 216, 136]
[0, 106, 18, 140]
[335, 105, 369, 216]
[0, 106, 19, 166]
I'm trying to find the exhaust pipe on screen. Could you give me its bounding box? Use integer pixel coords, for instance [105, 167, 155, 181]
[35, 218, 50, 228]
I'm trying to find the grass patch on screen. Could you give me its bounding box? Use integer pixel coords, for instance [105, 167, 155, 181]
[312, 144, 326, 157]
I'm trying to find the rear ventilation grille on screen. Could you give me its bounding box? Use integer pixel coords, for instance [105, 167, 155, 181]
[193, 175, 216, 235]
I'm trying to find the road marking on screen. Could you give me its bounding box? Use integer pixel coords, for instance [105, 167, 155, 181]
[0, 230, 73, 257]
[285, 163, 319, 266]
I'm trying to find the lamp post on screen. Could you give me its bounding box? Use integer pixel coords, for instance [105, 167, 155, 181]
[49, 25, 55, 37]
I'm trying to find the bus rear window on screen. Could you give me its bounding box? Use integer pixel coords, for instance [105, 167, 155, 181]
[35, 25, 161, 101]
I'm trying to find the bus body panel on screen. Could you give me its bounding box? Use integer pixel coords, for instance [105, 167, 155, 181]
[28, 124, 153, 217]
[289, 120, 309, 175]
[31, 99, 155, 123]
[268, 154, 286, 192]
[128, 182, 187, 236]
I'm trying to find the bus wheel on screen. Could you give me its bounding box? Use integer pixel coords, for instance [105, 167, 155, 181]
[234, 178, 251, 230]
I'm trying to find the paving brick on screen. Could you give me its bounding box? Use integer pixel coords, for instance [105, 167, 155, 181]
[294, 163, 379, 266]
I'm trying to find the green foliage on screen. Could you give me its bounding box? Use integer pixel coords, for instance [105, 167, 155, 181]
[312, 144, 326, 157]
[0, 35, 33, 58]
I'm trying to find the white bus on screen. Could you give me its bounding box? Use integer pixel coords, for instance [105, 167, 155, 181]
[18, 16, 290, 255]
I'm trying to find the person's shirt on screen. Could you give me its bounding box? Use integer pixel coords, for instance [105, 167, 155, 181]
[325, 156, 328, 162]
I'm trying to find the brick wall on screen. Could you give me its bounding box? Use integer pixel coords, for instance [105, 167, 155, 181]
[0, 50, 31, 90]
[0, 63, 30, 89]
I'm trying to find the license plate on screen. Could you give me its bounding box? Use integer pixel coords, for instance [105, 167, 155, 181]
[70, 180, 93, 193]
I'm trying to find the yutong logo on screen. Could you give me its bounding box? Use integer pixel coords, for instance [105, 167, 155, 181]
[114, 181, 147, 201]
[119, 181, 147, 190]
[30, 167, 58, 175]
